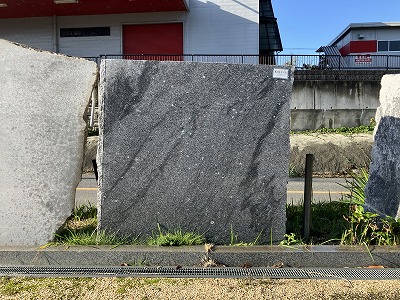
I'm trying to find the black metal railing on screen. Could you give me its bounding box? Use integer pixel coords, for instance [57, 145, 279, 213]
[81, 54, 400, 70]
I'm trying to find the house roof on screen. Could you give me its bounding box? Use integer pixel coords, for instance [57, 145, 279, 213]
[0, 0, 189, 19]
[328, 22, 400, 46]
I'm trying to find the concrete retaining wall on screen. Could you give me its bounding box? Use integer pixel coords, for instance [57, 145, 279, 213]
[290, 70, 400, 131]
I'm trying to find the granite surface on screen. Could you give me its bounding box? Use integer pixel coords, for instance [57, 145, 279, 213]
[98, 60, 293, 244]
[365, 74, 400, 218]
[0, 39, 97, 245]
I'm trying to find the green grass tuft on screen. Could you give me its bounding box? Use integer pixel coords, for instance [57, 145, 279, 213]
[285, 200, 349, 244]
[290, 123, 375, 135]
[147, 224, 205, 246]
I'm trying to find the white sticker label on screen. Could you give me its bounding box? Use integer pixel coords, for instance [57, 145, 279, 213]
[273, 68, 289, 80]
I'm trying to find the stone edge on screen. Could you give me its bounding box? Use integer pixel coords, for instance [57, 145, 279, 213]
[0, 245, 399, 268]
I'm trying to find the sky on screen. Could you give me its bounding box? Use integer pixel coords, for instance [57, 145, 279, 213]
[272, 0, 400, 54]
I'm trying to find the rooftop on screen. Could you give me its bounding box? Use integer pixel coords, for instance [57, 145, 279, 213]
[329, 22, 400, 46]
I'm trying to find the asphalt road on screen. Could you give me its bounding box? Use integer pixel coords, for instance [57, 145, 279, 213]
[75, 174, 350, 207]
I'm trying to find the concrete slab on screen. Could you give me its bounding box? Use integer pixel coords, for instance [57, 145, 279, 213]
[0, 39, 97, 245]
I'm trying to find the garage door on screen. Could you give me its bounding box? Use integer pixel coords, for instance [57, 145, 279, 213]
[123, 23, 183, 60]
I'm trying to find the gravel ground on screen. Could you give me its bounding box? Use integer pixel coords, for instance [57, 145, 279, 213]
[1, 277, 400, 299]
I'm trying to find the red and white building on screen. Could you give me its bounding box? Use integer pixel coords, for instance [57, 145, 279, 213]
[0, 0, 282, 61]
[319, 22, 400, 69]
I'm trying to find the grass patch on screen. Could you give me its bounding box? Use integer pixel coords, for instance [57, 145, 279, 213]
[229, 224, 264, 246]
[53, 229, 128, 246]
[54, 168, 400, 247]
[290, 121, 375, 135]
[50, 204, 129, 246]
[0, 277, 39, 296]
[285, 200, 349, 244]
[147, 224, 205, 246]
[339, 169, 400, 245]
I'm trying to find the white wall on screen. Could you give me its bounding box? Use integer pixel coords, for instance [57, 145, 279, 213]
[0, 0, 259, 58]
[0, 17, 54, 51]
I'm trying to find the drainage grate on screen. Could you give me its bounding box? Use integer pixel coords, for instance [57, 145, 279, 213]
[0, 266, 400, 280]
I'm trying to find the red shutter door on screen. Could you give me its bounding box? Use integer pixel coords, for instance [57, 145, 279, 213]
[123, 23, 183, 60]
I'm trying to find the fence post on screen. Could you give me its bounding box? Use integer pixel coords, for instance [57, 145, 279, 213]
[303, 154, 314, 242]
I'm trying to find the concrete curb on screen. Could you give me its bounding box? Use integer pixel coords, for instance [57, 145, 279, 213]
[1, 245, 399, 268]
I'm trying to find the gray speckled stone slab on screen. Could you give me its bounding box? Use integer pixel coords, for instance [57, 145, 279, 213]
[0, 39, 97, 245]
[98, 60, 293, 244]
[365, 74, 400, 218]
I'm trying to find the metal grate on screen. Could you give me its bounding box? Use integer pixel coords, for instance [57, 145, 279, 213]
[0, 266, 400, 280]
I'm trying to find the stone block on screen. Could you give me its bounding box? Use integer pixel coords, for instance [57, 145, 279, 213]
[365, 74, 400, 218]
[98, 60, 293, 244]
[0, 39, 97, 245]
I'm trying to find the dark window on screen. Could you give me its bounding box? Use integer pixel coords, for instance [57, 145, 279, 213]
[60, 27, 110, 37]
[378, 41, 388, 51]
[389, 40, 400, 51]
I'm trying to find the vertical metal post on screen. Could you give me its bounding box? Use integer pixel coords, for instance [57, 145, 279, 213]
[89, 84, 98, 128]
[92, 160, 98, 182]
[303, 154, 314, 242]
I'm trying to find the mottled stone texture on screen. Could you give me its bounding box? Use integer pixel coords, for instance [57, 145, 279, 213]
[98, 60, 293, 244]
[0, 39, 97, 245]
[365, 74, 400, 218]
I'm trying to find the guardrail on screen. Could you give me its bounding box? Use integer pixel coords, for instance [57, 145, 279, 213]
[84, 54, 400, 70]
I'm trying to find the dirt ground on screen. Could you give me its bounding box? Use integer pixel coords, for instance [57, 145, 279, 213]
[290, 133, 373, 176]
[0, 277, 399, 300]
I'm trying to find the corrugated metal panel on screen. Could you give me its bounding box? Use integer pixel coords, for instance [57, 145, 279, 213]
[318, 46, 349, 69]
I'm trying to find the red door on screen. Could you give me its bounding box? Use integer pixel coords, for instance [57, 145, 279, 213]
[123, 23, 183, 61]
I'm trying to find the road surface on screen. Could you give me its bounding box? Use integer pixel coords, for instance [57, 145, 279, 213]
[75, 174, 351, 207]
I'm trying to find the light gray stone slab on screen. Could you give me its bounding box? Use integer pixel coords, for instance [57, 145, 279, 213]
[0, 39, 97, 245]
[98, 60, 293, 244]
[365, 74, 400, 218]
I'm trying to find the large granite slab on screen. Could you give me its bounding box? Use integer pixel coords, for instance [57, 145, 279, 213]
[365, 74, 400, 218]
[0, 39, 97, 245]
[98, 60, 293, 244]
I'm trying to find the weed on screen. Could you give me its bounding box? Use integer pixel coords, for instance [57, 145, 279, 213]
[279, 233, 305, 246]
[0, 277, 43, 296]
[228, 224, 264, 246]
[339, 168, 369, 205]
[289, 164, 302, 178]
[147, 224, 205, 246]
[339, 168, 400, 245]
[72, 203, 97, 221]
[53, 229, 128, 246]
[290, 123, 375, 135]
[286, 201, 348, 244]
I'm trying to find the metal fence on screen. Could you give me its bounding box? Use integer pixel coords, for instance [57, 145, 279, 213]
[84, 54, 400, 70]
[84, 53, 400, 129]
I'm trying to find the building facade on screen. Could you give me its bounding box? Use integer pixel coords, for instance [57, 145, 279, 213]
[0, 0, 282, 60]
[318, 22, 400, 69]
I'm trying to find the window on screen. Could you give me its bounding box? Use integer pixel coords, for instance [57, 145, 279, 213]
[378, 41, 388, 51]
[60, 27, 110, 38]
[378, 40, 400, 52]
[389, 41, 400, 51]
